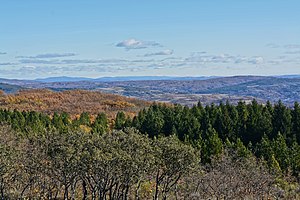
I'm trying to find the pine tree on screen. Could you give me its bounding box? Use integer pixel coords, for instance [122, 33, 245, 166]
[237, 101, 249, 142]
[272, 133, 290, 172]
[272, 100, 292, 140]
[92, 113, 108, 134]
[201, 125, 223, 163]
[289, 142, 300, 178]
[235, 138, 251, 158]
[292, 102, 300, 143]
[255, 135, 273, 162]
[52, 112, 64, 130]
[115, 111, 126, 130]
[78, 112, 91, 126]
[269, 154, 282, 175]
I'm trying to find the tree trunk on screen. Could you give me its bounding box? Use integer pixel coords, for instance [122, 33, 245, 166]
[135, 180, 141, 200]
[124, 184, 130, 200]
[71, 182, 76, 200]
[64, 185, 69, 200]
[82, 180, 88, 200]
[98, 189, 104, 200]
[175, 185, 178, 200]
[54, 189, 59, 199]
[154, 171, 160, 200]
[92, 190, 96, 200]
[21, 178, 33, 199]
[0, 178, 4, 200]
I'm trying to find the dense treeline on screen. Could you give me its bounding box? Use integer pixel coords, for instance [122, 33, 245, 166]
[130, 100, 300, 175]
[0, 100, 300, 198]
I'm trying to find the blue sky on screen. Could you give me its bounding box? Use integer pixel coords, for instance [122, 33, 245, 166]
[0, 0, 300, 79]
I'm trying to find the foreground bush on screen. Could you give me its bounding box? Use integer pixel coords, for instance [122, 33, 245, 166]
[0, 125, 295, 199]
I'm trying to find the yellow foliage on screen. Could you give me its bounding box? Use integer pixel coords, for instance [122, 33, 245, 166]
[79, 125, 92, 133]
[0, 89, 150, 118]
[140, 181, 155, 198]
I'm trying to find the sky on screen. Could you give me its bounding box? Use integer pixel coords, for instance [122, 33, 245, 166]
[0, 0, 300, 79]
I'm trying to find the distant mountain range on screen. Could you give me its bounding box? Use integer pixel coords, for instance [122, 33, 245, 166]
[35, 76, 93, 82]
[34, 76, 217, 83]
[0, 75, 299, 84]
[1, 75, 300, 106]
[275, 75, 300, 79]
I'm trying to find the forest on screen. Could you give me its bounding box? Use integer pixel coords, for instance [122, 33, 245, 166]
[1, 99, 300, 199]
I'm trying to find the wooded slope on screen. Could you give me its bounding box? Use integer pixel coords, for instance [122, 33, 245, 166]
[0, 89, 150, 118]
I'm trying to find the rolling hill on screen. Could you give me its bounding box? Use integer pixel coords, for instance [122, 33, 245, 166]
[1, 75, 300, 106]
[0, 83, 23, 94]
[0, 89, 151, 118]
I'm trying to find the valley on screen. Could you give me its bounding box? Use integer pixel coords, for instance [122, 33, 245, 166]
[1, 75, 299, 106]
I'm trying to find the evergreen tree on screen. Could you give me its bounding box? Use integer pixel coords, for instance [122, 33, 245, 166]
[61, 112, 71, 126]
[78, 112, 91, 126]
[214, 103, 235, 141]
[272, 133, 290, 172]
[290, 142, 300, 177]
[272, 101, 292, 140]
[245, 100, 263, 144]
[269, 154, 282, 175]
[255, 135, 273, 163]
[201, 125, 223, 163]
[115, 111, 127, 130]
[92, 113, 108, 134]
[235, 138, 252, 158]
[258, 106, 273, 138]
[292, 102, 300, 143]
[52, 112, 64, 130]
[237, 101, 249, 142]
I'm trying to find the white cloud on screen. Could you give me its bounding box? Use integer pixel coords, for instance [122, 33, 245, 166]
[185, 53, 264, 65]
[266, 43, 300, 49]
[17, 53, 77, 59]
[266, 43, 280, 48]
[285, 50, 300, 54]
[18, 58, 129, 65]
[7, 47, 297, 79]
[0, 62, 15, 66]
[247, 56, 264, 65]
[19, 59, 61, 64]
[116, 38, 161, 50]
[284, 44, 300, 49]
[143, 49, 174, 57]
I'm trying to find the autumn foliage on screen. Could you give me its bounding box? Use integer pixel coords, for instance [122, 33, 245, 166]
[0, 89, 150, 118]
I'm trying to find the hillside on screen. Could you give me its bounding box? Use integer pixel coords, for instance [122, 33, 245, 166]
[0, 83, 23, 94]
[1, 76, 300, 106]
[202, 77, 300, 103]
[35, 75, 215, 82]
[0, 89, 150, 118]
